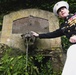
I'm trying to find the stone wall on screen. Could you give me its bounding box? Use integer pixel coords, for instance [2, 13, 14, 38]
[0, 9, 61, 51]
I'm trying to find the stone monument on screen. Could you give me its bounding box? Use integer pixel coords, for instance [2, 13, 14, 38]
[0, 9, 61, 51]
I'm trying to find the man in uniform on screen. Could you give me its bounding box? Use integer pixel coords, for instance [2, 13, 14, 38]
[31, 1, 76, 75]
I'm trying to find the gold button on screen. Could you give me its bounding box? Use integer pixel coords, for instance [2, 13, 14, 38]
[68, 30, 70, 32]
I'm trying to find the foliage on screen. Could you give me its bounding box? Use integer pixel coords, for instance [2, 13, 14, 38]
[0, 0, 76, 15]
[0, 0, 76, 26]
[0, 48, 61, 75]
[61, 36, 71, 53]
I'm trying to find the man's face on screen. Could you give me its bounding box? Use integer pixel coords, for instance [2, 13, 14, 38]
[58, 7, 69, 19]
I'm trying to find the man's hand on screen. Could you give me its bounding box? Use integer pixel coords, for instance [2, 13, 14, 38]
[69, 35, 76, 43]
[30, 31, 39, 37]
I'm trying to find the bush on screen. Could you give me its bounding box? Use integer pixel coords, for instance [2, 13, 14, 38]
[0, 47, 61, 75]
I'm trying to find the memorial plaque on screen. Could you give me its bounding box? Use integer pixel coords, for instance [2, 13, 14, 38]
[12, 15, 49, 34]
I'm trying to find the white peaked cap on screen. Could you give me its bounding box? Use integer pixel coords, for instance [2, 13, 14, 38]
[53, 1, 69, 16]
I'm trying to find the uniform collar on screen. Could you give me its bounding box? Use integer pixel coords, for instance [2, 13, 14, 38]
[64, 14, 74, 21]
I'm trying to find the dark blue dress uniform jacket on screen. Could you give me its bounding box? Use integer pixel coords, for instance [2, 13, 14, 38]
[39, 14, 76, 41]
